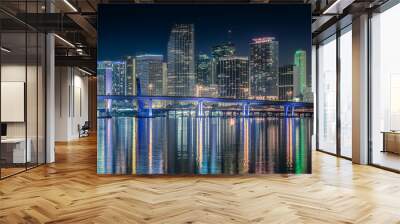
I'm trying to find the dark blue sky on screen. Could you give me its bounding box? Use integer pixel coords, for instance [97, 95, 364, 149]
[98, 4, 311, 66]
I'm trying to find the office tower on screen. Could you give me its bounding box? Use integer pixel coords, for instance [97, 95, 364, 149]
[111, 61, 127, 95]
[249, 37, 279, 100]
[212, 42, 235, 59]
[294, 50, 307, 99]
[125, 56, 136, 95]
[167, 24, 195, 96]
[278, 65, 296, 101]
[196, 54, 212, 86]
[162, 62, 168, 95]
[97, 61, 112, 95]
[211, 42, 235, 84]
[216, 56, 249, 98]
[135, 54, 164, 96]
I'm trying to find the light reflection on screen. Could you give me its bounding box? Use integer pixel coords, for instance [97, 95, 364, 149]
[229, 117, 235, 126]
[148, 118, 153, 174]
[97, 115, 312, 174]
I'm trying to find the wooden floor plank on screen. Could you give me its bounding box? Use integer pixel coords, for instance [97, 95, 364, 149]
[0, 135, 400, 223]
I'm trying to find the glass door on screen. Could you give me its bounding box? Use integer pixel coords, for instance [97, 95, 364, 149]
[317, 35, 337, 154]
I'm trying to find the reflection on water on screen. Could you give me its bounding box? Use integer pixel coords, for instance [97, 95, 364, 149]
[97, 115, 312, 175]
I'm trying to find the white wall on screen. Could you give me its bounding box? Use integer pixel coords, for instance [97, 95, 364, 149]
[55, 67, 89, 141]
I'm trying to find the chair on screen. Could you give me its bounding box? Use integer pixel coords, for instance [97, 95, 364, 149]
[78, 121, 90, 138]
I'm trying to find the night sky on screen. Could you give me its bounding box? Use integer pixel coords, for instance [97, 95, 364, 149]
[98, 4, 311, 67]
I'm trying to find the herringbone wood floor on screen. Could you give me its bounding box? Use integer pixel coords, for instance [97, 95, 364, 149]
[1, 136, 400, 224]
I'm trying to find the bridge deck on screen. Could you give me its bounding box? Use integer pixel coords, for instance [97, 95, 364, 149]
[97, 95, 314, 108]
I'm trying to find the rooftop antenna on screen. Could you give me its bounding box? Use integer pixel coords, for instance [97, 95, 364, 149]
[227, 29, 232, 44]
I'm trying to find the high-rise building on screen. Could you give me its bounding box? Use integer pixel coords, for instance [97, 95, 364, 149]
[249, 37, 279, 100]
[294, 50, 307, 99]
[278, 65, 296, 101]
[111, 61, 127, 95]
[125, 56, 136, 95]
[211, 42, 235, 84]
[97, 61, 112, 95]
[211, 42, 235, 59]
[216, 56, 249, 98]
[162, 62, 168, 95]
[196, 54, 212, 86]
[135, 54, 164, 96]
[167, 24, 195, 96]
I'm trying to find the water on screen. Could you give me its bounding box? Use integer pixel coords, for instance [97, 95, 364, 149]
[97, 115, 312, 175]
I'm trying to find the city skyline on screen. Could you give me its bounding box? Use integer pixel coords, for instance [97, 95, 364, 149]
[98, 4, 312, 101]
[98, 4, 311, 68]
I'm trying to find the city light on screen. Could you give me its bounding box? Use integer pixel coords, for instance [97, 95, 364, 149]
[251, 37, 275, 44]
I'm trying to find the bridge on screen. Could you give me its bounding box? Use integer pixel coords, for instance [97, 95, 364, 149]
[97, 95, 313, 117]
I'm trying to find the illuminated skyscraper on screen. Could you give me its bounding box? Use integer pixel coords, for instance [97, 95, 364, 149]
[125, 56, 136, 95]
[97, 61, 112, 95]
[294, 50, 307, 99]
[278, 65, 296, 100]
[196, 54, 212, 86]
[162, 62, 168, 95]
[249, 37, 279, 99]
[216, 56, 249, 98]
[212, 42, 235, 59]
[136, 54, 164, 96]
[167, 24, 195, 96]
[111, 61, 127, 95]
[211, 42, 235, 84]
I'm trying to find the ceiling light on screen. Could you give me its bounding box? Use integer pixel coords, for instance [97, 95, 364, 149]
[54, 34, 75, 48]
[78, 67, 93, 76]
[322, 0, 354, 15]
[1, 47, 11, 53]
[323, 0, 342, 14]
[63, 0, 78, 12]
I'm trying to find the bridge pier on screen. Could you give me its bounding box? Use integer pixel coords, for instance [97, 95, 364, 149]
[284, 106, 289, 117]
[148, 99, 153, 117]
[242, 103, 250, 117]
[197, 101, 204, 117]
[283, 105, 296, 117]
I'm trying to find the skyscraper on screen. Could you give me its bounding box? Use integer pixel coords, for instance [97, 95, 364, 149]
[97, 61, 112, 95]
[162, 62, 168, 95]
[196, 54, 212, 86]
[211, 42, 235, 84]
[111, 61, 127, 95]
[249, 37, 279, 99]
[125, 56, 136, 95]
[216, 56, 249, 98]
[135, 54, 164, 96]
[211, 42, 235, 59]
[167, 24, 195, 96]
[278, 65, 296, 101]
[294, 50, 306, 99]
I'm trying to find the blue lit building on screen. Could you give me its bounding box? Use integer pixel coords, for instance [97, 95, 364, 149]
[136, 54, 164, 96]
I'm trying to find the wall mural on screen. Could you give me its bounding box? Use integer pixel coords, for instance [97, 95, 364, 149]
[97, 4, 313, 175]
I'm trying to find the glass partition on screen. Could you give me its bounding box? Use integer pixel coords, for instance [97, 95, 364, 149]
[339, 27, 352, 158]
[27, 30, 38, 169]
[1, 31, 28, 177]
[0, 1, 46, 179]
[317, 35, 337, 154]
[371, 3, 400, 171]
